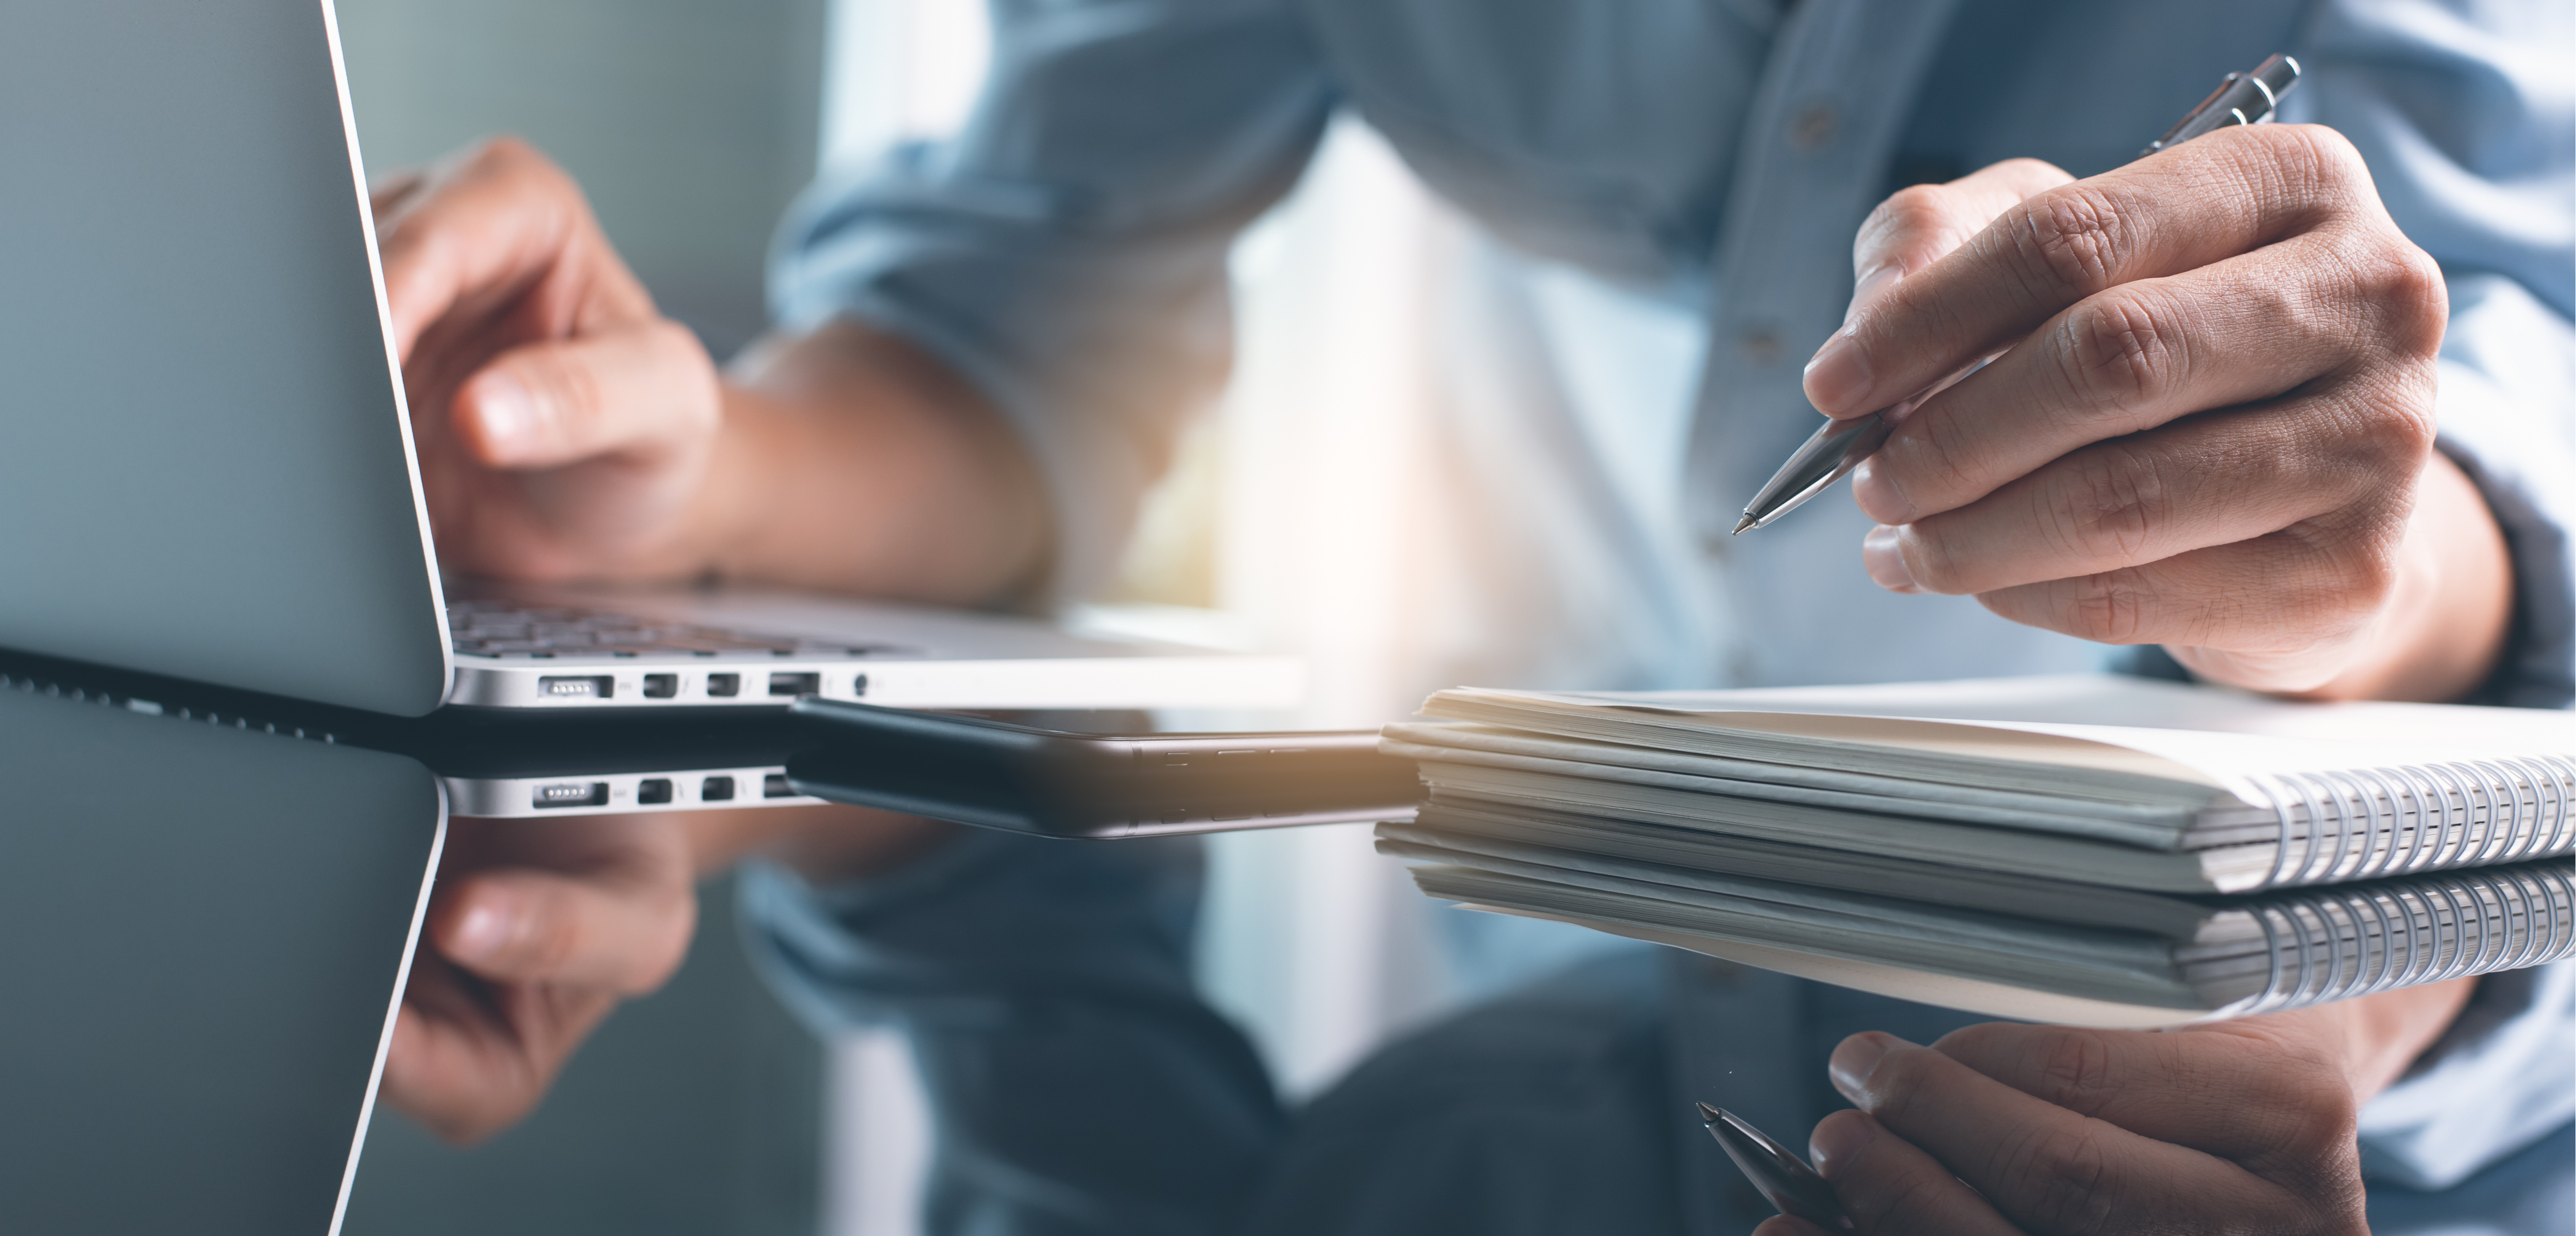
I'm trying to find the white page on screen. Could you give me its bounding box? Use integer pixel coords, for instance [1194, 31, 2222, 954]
[1438, 674, 2576, 798]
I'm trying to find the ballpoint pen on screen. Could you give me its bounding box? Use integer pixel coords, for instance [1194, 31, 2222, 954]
[1697, 1102, 1853, 1230]
[1731, 52, 2302, 536]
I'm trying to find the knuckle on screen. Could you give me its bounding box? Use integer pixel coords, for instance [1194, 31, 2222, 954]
[2047, 441, 2170, 564]
[1993, 1123, 2121, 1236]
[2058, 569, 2159, 644]
[2011, 184, 2129, 301]
[2349, 239, 2449, 360]
[2027, 1030, 2126, 1113]
[2055, 292, 2184, 413]
[2280, 123, 2370, 194]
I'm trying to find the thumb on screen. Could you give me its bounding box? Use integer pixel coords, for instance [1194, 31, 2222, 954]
[452, 319, 719, 470]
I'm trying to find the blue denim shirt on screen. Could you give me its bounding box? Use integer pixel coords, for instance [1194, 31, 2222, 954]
[758, 0, 2575, 1230]
[771, 0, 2575, 706]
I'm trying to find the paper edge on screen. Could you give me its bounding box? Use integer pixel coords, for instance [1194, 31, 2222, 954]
[1456, 904, 2226, 1029]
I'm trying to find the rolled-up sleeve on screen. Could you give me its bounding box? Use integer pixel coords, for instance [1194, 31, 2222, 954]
[2292, 0, 2576, 709]
[769, 0, 1336, 604]
[737, 833, 1284, 1236]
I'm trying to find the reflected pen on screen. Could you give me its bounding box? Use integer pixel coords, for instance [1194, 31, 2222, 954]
[1731, 52, 2302, 535]
[1698, 1102, 1853, 1230]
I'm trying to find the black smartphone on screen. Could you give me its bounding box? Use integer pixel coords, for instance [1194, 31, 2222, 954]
[786, 698, 1422, 838]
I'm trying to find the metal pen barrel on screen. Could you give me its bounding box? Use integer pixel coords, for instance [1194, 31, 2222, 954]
[2144, 53, 2299, 156]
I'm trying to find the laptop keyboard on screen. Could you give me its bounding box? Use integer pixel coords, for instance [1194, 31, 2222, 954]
[447, 600, 912, 661]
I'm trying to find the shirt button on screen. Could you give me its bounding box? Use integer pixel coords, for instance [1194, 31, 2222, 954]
[1739, 327, 1785, 365]
[1790, 103, 1839, 150]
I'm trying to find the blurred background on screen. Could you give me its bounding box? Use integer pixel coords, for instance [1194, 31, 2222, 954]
[333, 2, 1471, 1233]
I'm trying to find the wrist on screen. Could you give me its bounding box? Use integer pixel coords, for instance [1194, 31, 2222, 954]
[2304, 451, 2512, 703]
[2174, 451, 2512, 703]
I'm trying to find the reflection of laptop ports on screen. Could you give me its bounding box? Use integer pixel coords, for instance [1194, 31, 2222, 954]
[701, 775, 736, 801]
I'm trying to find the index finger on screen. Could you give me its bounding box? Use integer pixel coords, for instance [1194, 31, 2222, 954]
[1803, 124, 2375, 418]
[375, 138, 651, 359]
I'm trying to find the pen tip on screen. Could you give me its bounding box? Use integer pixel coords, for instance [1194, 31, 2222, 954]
[1731, 514, 1757, 536]
[1696, 1101, 1725, 1124]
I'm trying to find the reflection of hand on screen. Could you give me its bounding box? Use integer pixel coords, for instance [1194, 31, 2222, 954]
[380, 812, 698, 1144]
[372, 139, 723, 583]
[1811, 128, 2511, 702]
[381, 805, 957, 1144]
[1753, 979, 2476, 1236]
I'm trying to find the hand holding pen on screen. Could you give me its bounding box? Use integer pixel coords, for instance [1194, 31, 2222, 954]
[1709, 991, 2468, 1235]
[1734, 55, 2303, 535]
[1734, 54, 2512, 705]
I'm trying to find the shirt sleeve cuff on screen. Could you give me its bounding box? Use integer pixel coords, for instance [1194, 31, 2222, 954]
[2357, 961, 2576, 1189]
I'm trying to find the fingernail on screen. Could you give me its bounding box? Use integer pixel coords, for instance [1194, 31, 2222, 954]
[1844, 263, 1902, 325]
[1860, 525, 1920, 594]
[1803, 330, 1872, 415]
[1808, 1112, 1870, 1176]
[448, 896, 519, 965]
[468, 372, 534, 455]
[1829, 1032, 1897, 1104]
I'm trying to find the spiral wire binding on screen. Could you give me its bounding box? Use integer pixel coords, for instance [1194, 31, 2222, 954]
[2218, 862, 2576, 1015]
[2242, 755, 2576, 888]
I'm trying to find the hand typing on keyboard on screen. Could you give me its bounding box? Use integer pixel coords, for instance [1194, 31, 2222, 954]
[372, 140, 1048, 605]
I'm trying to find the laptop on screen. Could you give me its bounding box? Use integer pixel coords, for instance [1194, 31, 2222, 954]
[0, 0, 1296, 717]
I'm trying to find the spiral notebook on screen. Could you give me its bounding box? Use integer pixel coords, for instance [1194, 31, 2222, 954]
[1380, 819, 2576, 1025]
[1388, 675, 2576, 894]
[1377, 675, 2576, 1023]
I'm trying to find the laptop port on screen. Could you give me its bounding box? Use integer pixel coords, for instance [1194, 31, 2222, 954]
[636, 778, 673, 805]
[767, 672, 820, 698]
[705, 673, 741, 698]
[641, 674, 679, 699]
[701, 775, 735, 801]
[533, 782, 608, 810]
[539, 675, 612, 700]
[852, 673, 869, 697]
[762, 773, 795, 799]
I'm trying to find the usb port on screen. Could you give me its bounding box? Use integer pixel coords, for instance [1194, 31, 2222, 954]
[762, 773, 795, 799]
[767, 672, 820, 698]
[705, 673, 741, 698]
[636, 778, 673, 805]
[701, 775, 736, 802]
[641, 674, 679, 699]
[533, 782, 608, 810]
[539, 676, 613, 700]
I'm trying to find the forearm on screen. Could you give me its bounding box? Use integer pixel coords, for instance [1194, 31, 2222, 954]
[679, 320, 1049, 606]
